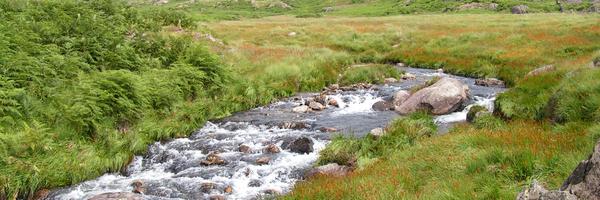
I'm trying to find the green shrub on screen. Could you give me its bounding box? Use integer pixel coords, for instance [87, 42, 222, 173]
[552, 69, 600, 123]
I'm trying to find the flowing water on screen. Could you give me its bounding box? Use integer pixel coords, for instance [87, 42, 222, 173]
[47, 67, 505, 200]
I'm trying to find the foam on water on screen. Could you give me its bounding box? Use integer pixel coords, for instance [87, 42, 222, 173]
[434, 95, 496, 124]
[328, 92, 382, 116]
[50, 122, 328, 200]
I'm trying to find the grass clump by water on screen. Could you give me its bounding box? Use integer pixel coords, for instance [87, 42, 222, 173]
[287, 121, 595, 200]
[317, 112, 436, 168]
[339, 64, 402, 85]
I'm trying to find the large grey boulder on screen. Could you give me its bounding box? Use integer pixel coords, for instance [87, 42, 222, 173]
[395, 77, 469, 115]
[516, 181, 577, 200]
[560, 140, 600, 199]
[512, 5, 529, 14]
[393, 90, 410, 107]
[516, 140, 600, 200]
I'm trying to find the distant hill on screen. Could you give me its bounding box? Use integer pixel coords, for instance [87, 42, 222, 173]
[132, 0, 600, 21]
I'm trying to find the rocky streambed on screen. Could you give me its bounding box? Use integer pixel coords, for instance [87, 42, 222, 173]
[47, 67, 505, 200]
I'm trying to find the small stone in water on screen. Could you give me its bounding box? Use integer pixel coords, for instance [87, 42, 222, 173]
[328, 99, 339, 107]
[264, 144, 281, 154]
[238, 144, 251, 153]
[131, 180, 144, 194]
[201, 153, 225, 166]
[256, 156, 271, 165]
[201, 182, 215, 193]
[248, 179, 263, 187]
[224, 185, 233, 194]
[319, 127, 338, 132]
[292, 105, 310, 113]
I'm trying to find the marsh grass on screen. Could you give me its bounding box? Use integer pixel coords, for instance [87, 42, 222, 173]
[287, 121, 595, 199]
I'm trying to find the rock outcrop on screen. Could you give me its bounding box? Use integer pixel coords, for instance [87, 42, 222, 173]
[517, 140, 600, 200]
[395, 77, 469, 115]
[512, 5, 529, 14]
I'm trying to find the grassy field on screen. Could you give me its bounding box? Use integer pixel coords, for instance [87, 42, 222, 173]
[1, 0, 599, 199]
[202, 14, 600, 199]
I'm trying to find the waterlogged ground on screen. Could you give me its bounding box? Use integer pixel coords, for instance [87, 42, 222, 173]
[48, 67, 504, 200]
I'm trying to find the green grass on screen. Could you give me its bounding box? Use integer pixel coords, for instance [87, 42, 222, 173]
[339, 64, 402, 85]
[2, 0, 600, 199]
[287, 121, 596, 199]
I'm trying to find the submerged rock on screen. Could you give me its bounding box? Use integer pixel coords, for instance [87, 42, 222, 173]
[372, 101, 394, 111]
[200, 182, 215, 193]
[256, 156, 271, 165]
[306, 163, 352, 178]
[201, 152, 226, 166]
[239, 144, 251, 153]
[280, 121, 311, 130]
[209, 195, 225, 200]
[287, 137, 314, 154]
[396, 77, 469, 115]
[88, 192, 143, 200]
[264, 144, 281, 154]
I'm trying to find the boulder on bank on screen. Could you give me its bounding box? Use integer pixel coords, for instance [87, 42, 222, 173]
[369, 128, 385, 137]
[88, 192, 143, 200]
[475, 78, 505, 87]
[516, 181, 577, 200]
[395, 77, 469, 115]
[287, 137, 314, 154]
[512, 5, 529, 14]
[306, 163, 352, 178]
[526, 65, 556, 77]
[559, 139, 600, 199]
[517, 139, 600, 200]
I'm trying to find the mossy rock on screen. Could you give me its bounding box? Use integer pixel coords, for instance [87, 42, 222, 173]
[467, 105, 489, 122]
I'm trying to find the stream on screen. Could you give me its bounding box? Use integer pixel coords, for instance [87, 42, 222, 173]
[47, 67, 505, 200]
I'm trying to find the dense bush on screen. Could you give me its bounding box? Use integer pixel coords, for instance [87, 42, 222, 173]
[0, 0, 235, 198]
